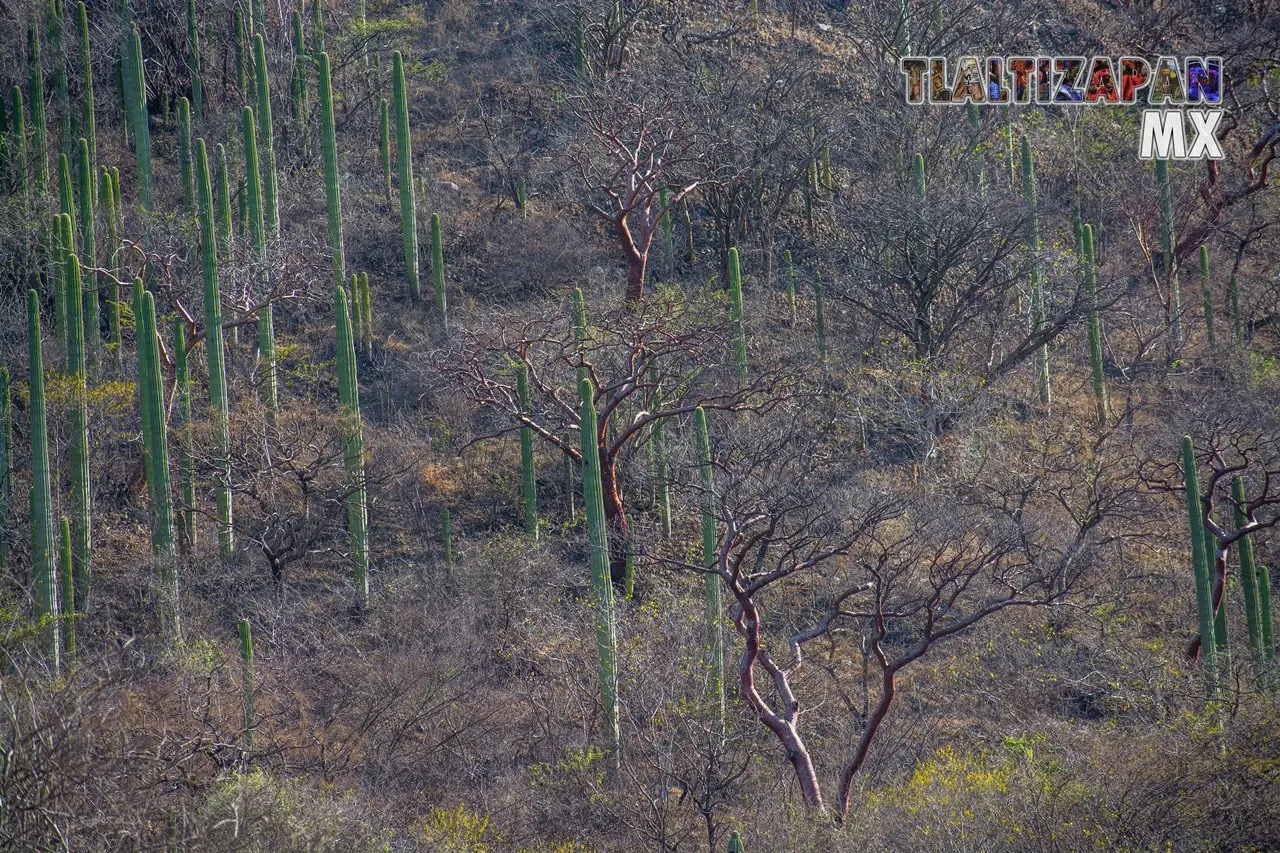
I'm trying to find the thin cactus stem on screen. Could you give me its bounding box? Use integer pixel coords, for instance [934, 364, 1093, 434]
[579, 377, 621, 777]
[77, 138, 99, 374]
[178, 97, 194, 212]
[29, 291, 60, 673]
[252, 34, 279, 238]
[392, 52, 420, 304]
[55, 212, 73, 367]
[1183, 436, 1217, 699]
[60, 518, 75, 659]
[1231, 476, 1267, 685]
[11, 87, 28, 202]
[1199, 245, 1214, 348]
[1207, 523, 1230, 683]
[137, 290, 180, 639]
[290, 11, 308, 151]
[126, 26, 152, 208]
[242, 107, 266, 263]
[238, 617, 255, 750]
[1082, 225, 1107, 426]
[1229, 275, 1242, 344]
[695, 407, 725, 733]
[175, 319, 196, 550]
[378, 98, 391, 200]
[517, 363, 537, 540]
[431, 212, 447, 330]
[65, 250, 93, 612]
[336, 286, 369, 611]
[196, 139, 233, 560]
[651, 381, 670, 539]
[359, 272, 372, 358]
[660, 187, 674, 277]
[728, 830, 746, 853]
[727, 247, 747, 382]
[350, 274, 363, 351]
[310, 0, 325, 57]
[99, 166, 121, 367]
[58, 153, 75, 232]
[517, 176, 527, 218]
[76, 2, 96, 171]
[186, 0, 202, 121]
[29, 22, 49, 194]
[233, 9, 247, 98]
[216, 143, 232, 260]
[317, 52, 345, 291]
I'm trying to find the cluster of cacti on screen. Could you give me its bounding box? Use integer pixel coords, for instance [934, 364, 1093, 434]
[1021, 138, 1050, 405]
[28, 291, 59, 672]
[431, 212, 448, 330]
[136, 288, 181, 638]
[1155, 159, 1180, 357]
[727, 247, 747, 382]
[336, 287, 370, 611]
[517, 363, 538, 539]
[695, 407, 725, 730]
[1082, 225, 1107, 426]
[318, 52, 346, 290]
[392, 52, 421, 304]
[196, 139, 234, 560]
[579, 378, 621, 775]
[1182, 437, 1218, 698]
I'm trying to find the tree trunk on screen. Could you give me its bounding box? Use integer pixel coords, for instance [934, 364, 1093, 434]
[835, 663, 897, 824]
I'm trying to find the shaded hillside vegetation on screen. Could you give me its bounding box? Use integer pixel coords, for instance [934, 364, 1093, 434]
[2, 0, 1280, 849]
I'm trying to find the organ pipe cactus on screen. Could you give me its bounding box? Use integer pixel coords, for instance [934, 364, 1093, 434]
[336, 287, 369, 611]
[253, 34, 279, 238]
[695, 407, 725, 732]
[233, 9, 247, 97]
[392, 52, 420, 304]
[517, 363, 537, 540]
[77, 138, 99, 374]
[58, 154, 75, 234]
[1022, 137, 1050, 405]
[29, 22, 49, 194]
[49, 1, 71, 158]
[216, 143, 232, 260]
[310, 0, 325, 57]
[727, 247, 747, 382]
[727, 831, 746, 853]
[99, 166, 122, 365]
[242, 107, 266, 263]
[125, 26, 152, 208]
[1155, 159, 1180, 357]
[1231, 476, 1267, 685]
[1199, 245, 1214, 347]
[29, 291, 60, 673]
[378, 98, 391, 200]
[178, 97, 194, 212]
[197, 139, 233, 559]
[59, 518, 75, 659]
[1183, 436, 1217, 698]
[580, 378, 621, 776]
[290, 11, 308, 146]
[76, 2, 96, 170]
[137, 289, 180, 638]
[318, 52, 345, 290]
[359, 272, 372, 358]
[175, 319, 196, 550]
[11, 88, 28, 201]
[431, 212, 446, 330]
[65, 252, 93, 611]
[1082, 225, 1107, 426]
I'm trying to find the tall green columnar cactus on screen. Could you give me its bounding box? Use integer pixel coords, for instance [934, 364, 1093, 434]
[1021, 137, 1050, 405]
[29, 291, 60, 673]
[1199, 245, 1214, 348]
[58, 153, 75, 229]
[250, 36, 278, 238]
[1182, 436, 1217, 698]
[290, 11, 308, 146]
[59, 518, 75, 659]
[910, 152, 931, 350]
[317, 52, 345, 290]
[126, 26, 152, 208]
[695, 407, 725, 731]
[378, 98, 391, 200]
[1082, 225, 1107, 427]
[177, 97, 194, 212]
[392, 52, 420, 304]
[11, 88, 28, 201]
[658, 187, 674, 277]
[196, 140, 233, 560]
[517, 363, 537, 540]
[1155, 158, 1180, 357]
[579, 378, 621, 776]
[99, 166, 122, 366]
[727, 830, 746, 853]
[335, 286, 370, 611]
[75, 2, 95, 171]
[431, 213, 447, 330]
[349, 274, 363, 351]
[258, 304, 277, 424]
[238, 617, 255, 750]
[186, 0, 202, 121]
[29, 22, 49, 194]
[727, 247, 747, 382]
[517, 177, 528, 218]
[1229, 275, 1242, 344]
[64, 252, 93, 611]
[50, 0, 71, 157]
[55, 212, 74, 362]
[0, 369, 10, 571]
[233, 9, 247, 98]
[216, 143, 232, 260]
[137, 290, 181, 638]
[359, 272, 372, 358]
[242, 107, 266, 262]
[310, 0, 325, 57]
[441, 506, 454, 571]
[173, 319, 196, 551]
[1231, 476, 1267, 685]
[783, 249, 797, 326]
[76, 138, 99, 374]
